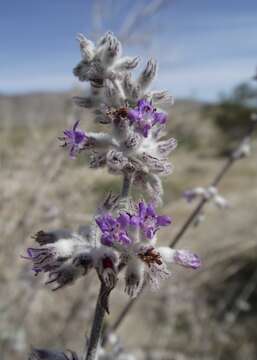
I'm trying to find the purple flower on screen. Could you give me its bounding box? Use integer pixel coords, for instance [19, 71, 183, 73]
[132, 201, 172, 239]
[173, 250, 202, 269]
[96, 214, 132, 246]
[22, 247, 59, 275]
[127, 99, 167, 137]
[183, 190, 197, 203]
[96, 202, 172, 247]
[59, 120, 88, 158]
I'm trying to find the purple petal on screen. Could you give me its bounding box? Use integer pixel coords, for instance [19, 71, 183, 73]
[174, 250, 202, 269]
[26, 248, 47, 258]
[96, 217, 109, 232]
[137, 99, 153, 112]
[142, 124, 151, 137]
[117, 213, 130, 228]
[146, 203, 156, 218]
[105, 215, 117, 227]
[127, 109, 141, 123]
[119, 232, 132, 245]
[153, 111, 167, 125]
[101, 233, 114, 246]
[183, 190, 196, 203]
[156, 215, 172, 226]
[145, 227, 155, 239]
[138, 202, 147, 218]
[74, 130, 86, 144]
[69, 145, 76, 158]
[130, 215, 140, 226]
[63, 129, 73, 137]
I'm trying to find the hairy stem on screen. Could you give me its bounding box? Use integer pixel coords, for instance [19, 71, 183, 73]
[85, 174, 132, 360]
[121, 173, 132, 198]
[85, 283, 106, 360]
[102, 116, 257, 345]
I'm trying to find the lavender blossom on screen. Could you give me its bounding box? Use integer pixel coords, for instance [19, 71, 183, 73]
[128, 99, 167, 137]
[57, 32, 176, 204]
[183, 186, 229, 209]
[96, 213, 132, 246]
[173, 249, 202, 269]
[60, 99, 176, 203]
[59, 121, 88, 158]
[96, 202, 201, 298]
[131, 201, 171, 239]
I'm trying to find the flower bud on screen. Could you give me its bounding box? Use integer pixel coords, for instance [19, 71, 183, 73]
[97, 255, 117, 289]
[32, 230, 71, 246]
[106, 150, 128, 173]
[173, 250, 202, 269]
[137, 59, 157, 91]
[76, 33, 95, 61]
[46, 262, 86, 291]
[113, 56, 140, 72]
[125, 257, 144, 298]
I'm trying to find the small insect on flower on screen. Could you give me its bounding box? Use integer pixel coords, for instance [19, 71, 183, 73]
[59, 120, 89, 158]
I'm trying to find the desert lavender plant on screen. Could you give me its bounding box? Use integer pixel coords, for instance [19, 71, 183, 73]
[23, 31, 201, 360]
[23, 32, 256, 360]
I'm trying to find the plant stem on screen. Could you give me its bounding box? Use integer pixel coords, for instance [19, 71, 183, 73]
[121, 173, 132, 198]
[85, 174, 132, 360]
[85, 283, 106, 360]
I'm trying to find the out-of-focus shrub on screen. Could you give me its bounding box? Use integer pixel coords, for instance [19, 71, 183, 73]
[205, 82, 257, 142]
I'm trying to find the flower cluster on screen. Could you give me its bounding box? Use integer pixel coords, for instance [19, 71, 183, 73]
[59, 32, 176, 204]
[96, 201, 201, 298]
[73, 32, 172, 109]
[183, 186, 229, 209]
[60, 100, 176, 203]
[128, 99, 167, 137]
[59, 120, 89, 159]
[23, 201, 201, 299]
[23, 211, 118, 292]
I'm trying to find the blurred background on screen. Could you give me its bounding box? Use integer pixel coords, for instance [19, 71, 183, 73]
[1, 1, 257, 359]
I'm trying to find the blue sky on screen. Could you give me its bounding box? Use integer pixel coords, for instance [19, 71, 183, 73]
[0, 0, 257, 100]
